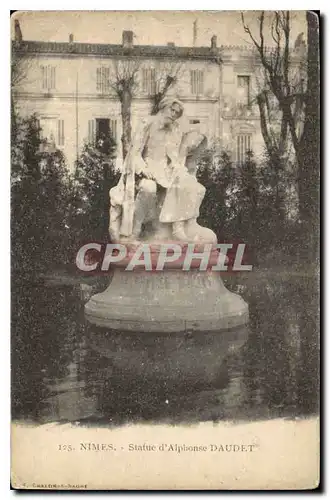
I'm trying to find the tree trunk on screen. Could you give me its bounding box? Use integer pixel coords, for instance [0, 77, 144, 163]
[297, 12, 319, 261]
[120, 89, 132, 160]
[257, 93, 274, 156]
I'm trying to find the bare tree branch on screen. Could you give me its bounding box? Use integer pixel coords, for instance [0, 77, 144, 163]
[241, 11, 274, 78]
[259, 11, 265, 55]
[150, 60, 183, 115]
[273, 12, 281, 75]
[11, 49, 33, 89]
[241, 12, 260, 51]
[271, 15, 280, 47]
[282, 11, 291, 97]
[110, 59, 140, 100]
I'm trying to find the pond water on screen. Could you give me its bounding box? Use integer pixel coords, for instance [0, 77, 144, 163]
[11, 271, 319, 427]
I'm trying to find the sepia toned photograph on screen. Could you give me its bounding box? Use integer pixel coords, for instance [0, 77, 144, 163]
[11, 10, 320, 490]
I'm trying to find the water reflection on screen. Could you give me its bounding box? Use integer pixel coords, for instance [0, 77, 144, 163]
[11, 272, 319, 426]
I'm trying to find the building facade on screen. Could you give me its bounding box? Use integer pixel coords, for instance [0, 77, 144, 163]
[12, 28, 293, 170]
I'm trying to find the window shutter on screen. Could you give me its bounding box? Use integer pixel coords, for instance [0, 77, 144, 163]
[41, 66, 56, 90]
[57, 120, 64, 146]
[96, 68, 101, 91]
[88, 120, 95, 144]
[35, 118, 41, 140]
[142, 69, 156, 95]
[57, 120, 61, 145]
[104, 67, 110, 93]
[151, 69, 156, 94]
[237, 135, 241, 164]
[199, 70, 204, 93]
[142, 69, 155, 95]
[41, 66, 44, 89]
[142, 69, 146, 93]
[190, 70, 204, 94]
[245, 135, 250, 153]
[97, 67, 110, 93]
[110, 119, 117, 141]
[101, 68, 105, 93]
[51, 66, 56, 89]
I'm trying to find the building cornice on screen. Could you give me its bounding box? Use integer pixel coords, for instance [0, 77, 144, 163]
[12, 91, 219, 103]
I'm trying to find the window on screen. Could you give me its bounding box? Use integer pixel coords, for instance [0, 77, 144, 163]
[41, 65, 56, 90]
[89, 118, 117, 150]
[237, 75, 250, 107]
[188, 118, 206, 135]
[142, 68, 156, 95]
[96, 67, 111, 93]
[236, 134, 252, 164]
[39, 117, 64, 146]
[96, 118, 117, 141]
[190, 70, 204, 95]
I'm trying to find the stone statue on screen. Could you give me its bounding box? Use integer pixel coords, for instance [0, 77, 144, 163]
[85, 97, 249, 333]
[109, 97, 216, 244]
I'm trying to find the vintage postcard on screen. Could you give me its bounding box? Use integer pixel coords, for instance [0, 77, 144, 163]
[11, 10, 320, 490]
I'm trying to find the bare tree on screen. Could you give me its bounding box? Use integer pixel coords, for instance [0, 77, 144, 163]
[109, 59, 140, 160]
[241, 11, 306, 162]
[11, 44, 34, 133]
[149, 61, 183, 115]
[11, 43, 35, 93]
[241, 11, 319, 258]
[12, 52, 26, 89]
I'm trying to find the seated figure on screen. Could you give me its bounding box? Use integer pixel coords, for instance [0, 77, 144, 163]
[109, 97, 216, 244]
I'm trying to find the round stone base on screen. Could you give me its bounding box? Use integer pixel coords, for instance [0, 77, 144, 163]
[84, 268, 249, 332]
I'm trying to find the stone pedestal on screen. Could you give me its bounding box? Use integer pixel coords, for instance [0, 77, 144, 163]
[87, 325, 248, 392]
[84, 244, 249, 396]
[84, 244, 248, 332]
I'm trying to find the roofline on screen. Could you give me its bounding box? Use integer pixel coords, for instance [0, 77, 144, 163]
[11, 39, 305, 64]
[12, 40, 222, 62]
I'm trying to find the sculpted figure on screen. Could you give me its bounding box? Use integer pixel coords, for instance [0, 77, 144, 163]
[109, 97, 216, 243]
